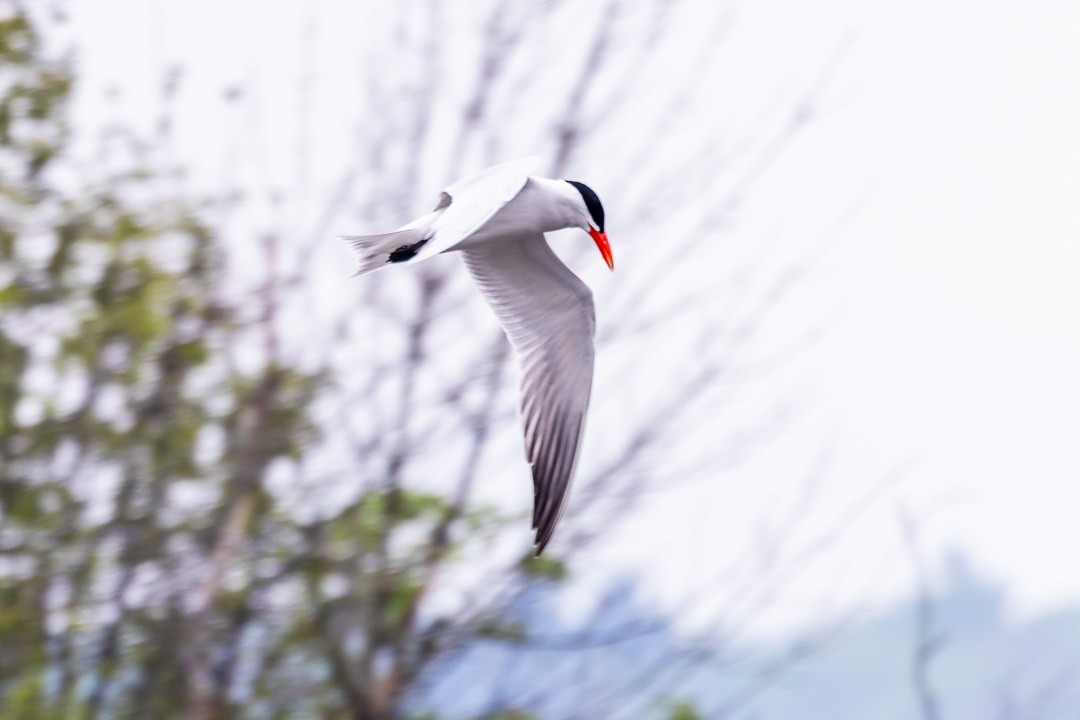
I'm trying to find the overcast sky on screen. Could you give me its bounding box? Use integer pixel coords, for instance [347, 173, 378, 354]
[833, 0, 1080, 619]
[66, 0, 1080, 639]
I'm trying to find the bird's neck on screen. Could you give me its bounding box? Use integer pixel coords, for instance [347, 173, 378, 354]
[526, 177, 582, 232]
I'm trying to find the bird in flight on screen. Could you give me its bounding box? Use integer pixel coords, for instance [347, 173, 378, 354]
[346, 157, 612, 555]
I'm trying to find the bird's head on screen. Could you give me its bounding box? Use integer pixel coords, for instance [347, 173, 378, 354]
[566, 180, 613, 271]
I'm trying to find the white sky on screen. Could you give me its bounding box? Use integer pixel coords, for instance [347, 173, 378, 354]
[836, 0, 1080, 617]
[64, 0, 1080, 639]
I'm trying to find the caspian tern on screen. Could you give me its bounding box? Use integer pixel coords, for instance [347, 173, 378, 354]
[346, 157, 612, 555]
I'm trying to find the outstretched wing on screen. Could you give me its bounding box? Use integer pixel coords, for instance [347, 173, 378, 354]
[461, 234, 596, 555]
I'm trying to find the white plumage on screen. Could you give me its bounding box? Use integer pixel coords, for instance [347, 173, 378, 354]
[346, 158, 613, 554]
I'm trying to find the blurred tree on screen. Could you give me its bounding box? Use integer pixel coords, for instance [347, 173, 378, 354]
[1, 3, 321, 718]
[0, 1, 852, 719]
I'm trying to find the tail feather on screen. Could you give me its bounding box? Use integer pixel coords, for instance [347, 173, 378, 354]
[343, 227, 432, 276]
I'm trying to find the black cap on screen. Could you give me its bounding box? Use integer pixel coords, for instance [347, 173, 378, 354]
[566, 180, 605, 233]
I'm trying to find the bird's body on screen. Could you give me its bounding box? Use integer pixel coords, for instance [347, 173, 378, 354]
[346, 158, 612, 555]
[458, 177, 584, 246]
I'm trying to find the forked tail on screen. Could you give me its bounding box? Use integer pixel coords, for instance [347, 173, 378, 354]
[343, 227, 432, 276]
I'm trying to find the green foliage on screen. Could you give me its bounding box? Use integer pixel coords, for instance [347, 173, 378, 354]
[0, 330, 27, 436]
[393, 488, 448, 520]
[329, 488, 451, 551]
[664, 701, 703, 720]
[0, 283, 25, 306]
[471, 711, 537, 720]
[385, 575, 422, 626]
[1, 672, 50, 720]
[0, 12, 34, 64]
[519, 554, 568, 582]
[0, 6, 68, 191]
[475, 617, 527, 643]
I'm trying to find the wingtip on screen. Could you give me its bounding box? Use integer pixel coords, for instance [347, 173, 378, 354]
[532, 520, 557, 556]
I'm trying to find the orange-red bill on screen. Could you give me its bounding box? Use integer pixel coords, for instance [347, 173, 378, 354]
[588, 228, 614, 271]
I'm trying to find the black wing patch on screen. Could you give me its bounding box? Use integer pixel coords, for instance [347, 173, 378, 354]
[387, 237, 430, 263]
